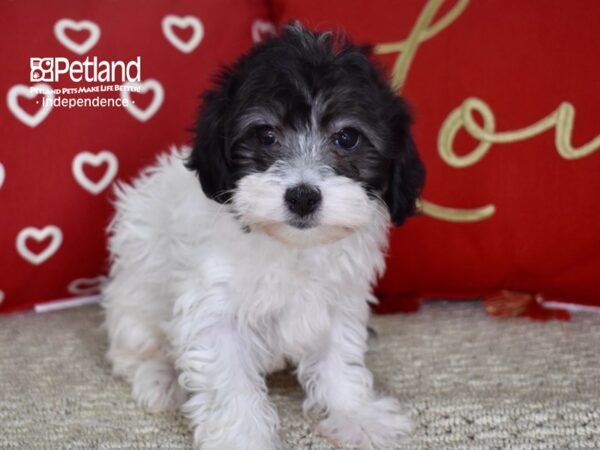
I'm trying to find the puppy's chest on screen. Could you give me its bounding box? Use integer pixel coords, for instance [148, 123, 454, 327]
[237, 244, 355, 297]
[231, 252, 342, 356]
[234, 253, 337, 311]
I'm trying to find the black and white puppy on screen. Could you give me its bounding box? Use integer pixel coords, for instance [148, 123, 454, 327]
[104, 24, 425, 450]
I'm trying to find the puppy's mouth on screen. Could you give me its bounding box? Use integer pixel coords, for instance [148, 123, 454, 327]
[258, 220, 356, 248]
[287, 216, 318, 230]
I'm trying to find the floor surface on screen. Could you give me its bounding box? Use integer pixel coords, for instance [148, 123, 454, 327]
[1, 302, 598, 449]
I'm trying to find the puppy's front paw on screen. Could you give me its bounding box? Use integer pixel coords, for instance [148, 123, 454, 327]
[132, 359, 186, 413]
[316, 397, 413, 450]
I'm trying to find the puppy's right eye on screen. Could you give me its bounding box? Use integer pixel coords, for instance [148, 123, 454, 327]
[333, 128, 361, 150]
[256, 126, 277, 146]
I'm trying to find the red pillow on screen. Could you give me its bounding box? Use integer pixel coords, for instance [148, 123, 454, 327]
[272, 0, 600, 308]
[0, 0, 273, 313]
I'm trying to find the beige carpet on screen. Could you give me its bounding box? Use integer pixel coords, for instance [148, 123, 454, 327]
[1, 302, 598, 449]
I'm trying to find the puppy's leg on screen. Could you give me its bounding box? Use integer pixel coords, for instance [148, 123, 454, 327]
[298, 312, 413, 450]
[105, 310, 162, 380]
[172, 297, 281, 450]
[104, 280, 186, 412]
[132, 356, 187, 412]
[105, 310, 187, 412]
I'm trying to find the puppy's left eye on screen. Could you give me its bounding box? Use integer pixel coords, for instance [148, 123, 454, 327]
[256, 126, 277, 146]
[333, 128, 361, 150]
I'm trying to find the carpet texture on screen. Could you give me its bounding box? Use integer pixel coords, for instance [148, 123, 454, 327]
[1, 302, 598, 449]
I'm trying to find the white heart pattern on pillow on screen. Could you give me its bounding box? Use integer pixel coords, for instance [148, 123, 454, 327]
[251, 19, 276, 43]
[120, 79, 164, 122]
[54, 18, 101, 55]
[16, 225, 63, 265]
[72, 150, 119, 195]
[7, 83, 54, 128]
[67, 276, 108, 295]
[162, 15, 204, 53]
[0, 162, 5, 189]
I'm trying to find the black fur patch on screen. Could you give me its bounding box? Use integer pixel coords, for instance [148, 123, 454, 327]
[186, 24, 425, 226]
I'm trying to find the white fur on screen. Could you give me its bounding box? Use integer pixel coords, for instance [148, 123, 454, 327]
[103, 147, 413, 449]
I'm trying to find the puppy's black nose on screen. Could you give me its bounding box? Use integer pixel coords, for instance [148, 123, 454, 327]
[284, 184, 321, 217]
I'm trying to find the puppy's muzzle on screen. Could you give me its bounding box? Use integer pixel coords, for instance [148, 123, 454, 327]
[284, 184, 321, 218]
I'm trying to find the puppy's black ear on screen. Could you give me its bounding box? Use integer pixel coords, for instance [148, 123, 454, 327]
[185, 74, 236, 203]
[384, 98, 426, 226]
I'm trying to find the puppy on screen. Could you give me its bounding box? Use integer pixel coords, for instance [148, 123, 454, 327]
[103, 24, 425, 450]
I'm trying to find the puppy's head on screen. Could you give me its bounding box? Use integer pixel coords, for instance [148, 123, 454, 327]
[187, 24, 425, 247]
